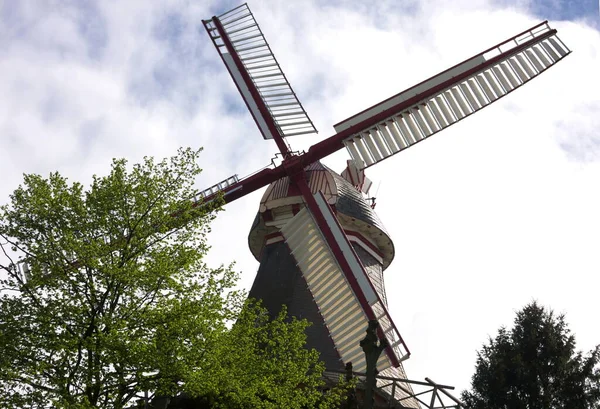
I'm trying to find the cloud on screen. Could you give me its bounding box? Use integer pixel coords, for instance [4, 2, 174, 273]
[0, 0, 598, 396]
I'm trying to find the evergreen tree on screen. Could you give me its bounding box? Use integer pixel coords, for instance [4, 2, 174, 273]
[462, 302, 600, 409]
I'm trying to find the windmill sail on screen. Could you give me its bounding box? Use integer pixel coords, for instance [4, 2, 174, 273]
[280, 192, 409, 372]
[203, 4, 317, 140]
[335, 21, 570, 169]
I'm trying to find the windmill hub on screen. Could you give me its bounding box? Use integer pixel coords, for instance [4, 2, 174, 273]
[281, 154, 305, 179]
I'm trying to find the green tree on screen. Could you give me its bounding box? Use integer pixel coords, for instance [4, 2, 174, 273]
[462, 301, 600, 409]
[0, 148, 345, 409]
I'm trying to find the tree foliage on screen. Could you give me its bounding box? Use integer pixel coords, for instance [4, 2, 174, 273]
[462, 301, 600, 409]
[0, 148, 345, 409]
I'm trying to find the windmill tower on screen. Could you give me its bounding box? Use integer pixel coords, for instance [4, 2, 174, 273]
[200, 3, 571, 406]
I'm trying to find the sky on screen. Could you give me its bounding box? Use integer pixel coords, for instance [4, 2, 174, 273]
[1, 0, 599, 397]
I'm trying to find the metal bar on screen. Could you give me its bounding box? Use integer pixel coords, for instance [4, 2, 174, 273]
[389, 382, 396, 408]
[325, 370, 456, 389]
[430, 387, 437, 408]
[425, 378, 467, 408]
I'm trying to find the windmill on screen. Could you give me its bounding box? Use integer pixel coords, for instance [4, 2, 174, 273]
[199, 2, 570, 405]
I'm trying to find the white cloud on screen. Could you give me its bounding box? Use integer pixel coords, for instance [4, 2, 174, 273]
[1, 0, 598, 396]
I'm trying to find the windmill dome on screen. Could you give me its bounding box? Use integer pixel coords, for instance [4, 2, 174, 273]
[248, 161, 395, 270]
